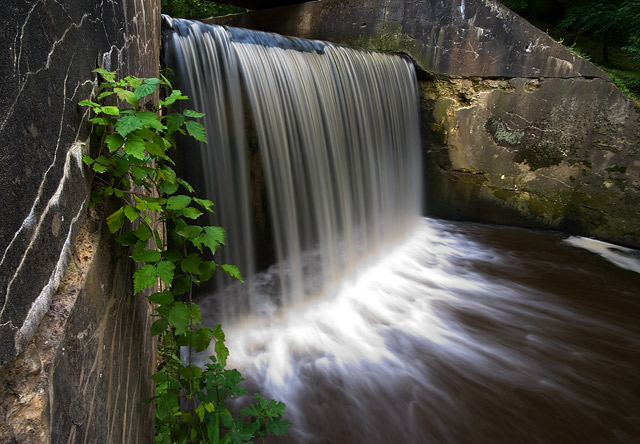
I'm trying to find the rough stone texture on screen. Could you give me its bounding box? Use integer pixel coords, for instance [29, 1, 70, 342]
[0, 0, 160, 442]
[0, 0, 160, 365]
[209, 0, 604, 79]
[422, 76, 640, 248]
[214, 0, 308, 10]
[0, 207, 155, 444]
[209, 0, 640, 247]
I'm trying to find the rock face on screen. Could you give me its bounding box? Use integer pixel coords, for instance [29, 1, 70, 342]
[211, 0, 640, 248]
[0, 0, 159, 442]
[0, 208, 155, 444]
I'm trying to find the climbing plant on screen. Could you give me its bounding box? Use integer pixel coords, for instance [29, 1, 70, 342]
[80, 69, 289, 443]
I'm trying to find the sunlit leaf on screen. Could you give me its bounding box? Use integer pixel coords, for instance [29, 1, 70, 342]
[106, 207, 125, 233]
[115, 115, 144, 137]
[123, 205, 140, 222]
[220, 264, 242, 281]
[185, 120, 207, 143]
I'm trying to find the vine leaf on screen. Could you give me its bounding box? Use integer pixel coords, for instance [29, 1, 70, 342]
[166, 195, 192, 210]
[134, 83, 157, 99]
[166, 113, 185, 134]
[100, 106, 120, 116]
[193, 197, 214, 213]
[169, 302, 191, 335]
[106, 207, 125, 233]
[150, 318, 169, 336]
[125, 135, 146, 159]
[124, 205, 140, 222]
[181, 253, 202, 274]
[194, 326, 214, 352]
[132, 249, 162, 263]
[180, 207, 203, 220]
[221, 264, 243, 282]
[201, 226, 225, 254]
[215, 340, 229, 367]
[115, 115, 144, 137]
[185, 120, 207, 142]
[105, 134, 125, 152]
[148, 290, 174, 305]
[157, 261, 176, 286]
[183, 109, 205, 118]
[133, 264, 158, 293]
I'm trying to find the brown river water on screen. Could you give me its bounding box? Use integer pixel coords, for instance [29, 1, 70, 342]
[198, 218, 640, 444]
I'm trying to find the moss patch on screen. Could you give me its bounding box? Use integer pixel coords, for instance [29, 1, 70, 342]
[485, 117, 523, 147]
[514, 141, 564, 171]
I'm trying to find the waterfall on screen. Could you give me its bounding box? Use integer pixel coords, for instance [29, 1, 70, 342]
[162, 16, 422, 314]
[160, 17, 640, 444]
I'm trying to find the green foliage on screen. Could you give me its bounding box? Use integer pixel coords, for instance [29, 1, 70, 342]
[161, 0, 246, 20]
[81, 70, 289, 443]
[499, 0, 640, 98]
[499, 0, 528, 11]
[623, 34, 640, 66]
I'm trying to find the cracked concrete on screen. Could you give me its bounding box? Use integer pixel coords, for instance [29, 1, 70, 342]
[1, 0, 160, 366]
[0, 0, 159, 442]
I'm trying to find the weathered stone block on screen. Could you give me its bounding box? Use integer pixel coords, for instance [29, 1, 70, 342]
[0, 207, 155, 444]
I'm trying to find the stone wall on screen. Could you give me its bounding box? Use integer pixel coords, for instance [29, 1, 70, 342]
[0, 0, 160, 442]
[210, 0, 640, 248]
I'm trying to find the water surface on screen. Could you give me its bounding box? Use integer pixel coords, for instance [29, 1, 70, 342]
[199, 219, 640, 443]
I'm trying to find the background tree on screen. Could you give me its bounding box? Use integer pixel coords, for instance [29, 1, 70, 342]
[161, 0, 245, 19]
[499, 0, 640, 97]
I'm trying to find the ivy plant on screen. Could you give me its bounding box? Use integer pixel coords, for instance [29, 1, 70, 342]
[80, 69, 289, 443]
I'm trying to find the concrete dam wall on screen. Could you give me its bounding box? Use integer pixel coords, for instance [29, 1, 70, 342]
[211, 0, 640, 248]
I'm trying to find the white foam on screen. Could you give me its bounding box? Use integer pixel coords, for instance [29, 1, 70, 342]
[564, 235, 640, 273]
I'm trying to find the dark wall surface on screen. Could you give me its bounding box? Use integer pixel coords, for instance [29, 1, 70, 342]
[0, 0, 159, 367]
[0, 0, 160, 442]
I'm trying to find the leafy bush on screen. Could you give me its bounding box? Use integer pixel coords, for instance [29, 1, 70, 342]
[80, 69, 289, 443]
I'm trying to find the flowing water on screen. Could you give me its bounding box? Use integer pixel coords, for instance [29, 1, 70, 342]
[205, 219, 640, 443]
[162, 18, 640, 443]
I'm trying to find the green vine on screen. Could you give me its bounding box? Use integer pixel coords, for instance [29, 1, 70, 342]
[80, 69, 289, 443]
